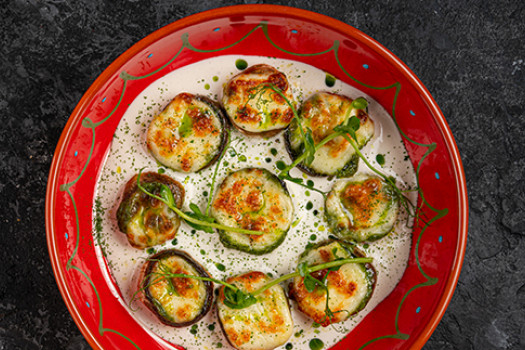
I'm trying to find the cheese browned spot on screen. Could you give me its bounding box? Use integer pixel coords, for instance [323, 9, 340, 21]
[286, 92, 375, 177]
[217, 271, 293, 350]
[289, 241, 375, 326]
[141, 249, 213, 327]
[222, 64, 295, 135]
[147, 93, 227, 173]
[325, 174, 399, 242]
[210, 168, 294, 255]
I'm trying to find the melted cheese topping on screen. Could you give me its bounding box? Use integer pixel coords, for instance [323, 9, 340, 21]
[325, 174, 399, 242]
[147, 93, 224, 172]
[222, 64, 295, 133]
[217, 271, 293, 350]
[211, 168, 294, 252]
[289, 242, 371, 326]
[147, 255, 208, 324]
[288, 92, 374, 175]
[127, 203, 179, 249]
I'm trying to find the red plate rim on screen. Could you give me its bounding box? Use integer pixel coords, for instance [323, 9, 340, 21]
[46, 4, 468, 350]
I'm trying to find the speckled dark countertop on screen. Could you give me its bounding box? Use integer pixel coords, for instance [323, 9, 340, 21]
[0, 0, 524, 349]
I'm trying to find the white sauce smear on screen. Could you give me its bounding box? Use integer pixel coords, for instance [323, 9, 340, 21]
[93, 56, 417, 350]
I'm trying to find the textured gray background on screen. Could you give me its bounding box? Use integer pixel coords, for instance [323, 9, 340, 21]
[1, 0, 524, 349]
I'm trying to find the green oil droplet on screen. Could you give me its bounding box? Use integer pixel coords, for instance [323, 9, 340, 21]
[204, 83, 210, 90]
[309, 338, 324, 350]
[212, 76, 219, 82]
[238, 155, 247, 162]
[215, 263, 226, 271]
[306, 201, 313, 210]
[376, 154, 386, 166]
[325, 73, 336, 87]
[270, 148, 278, 156]
[236, 59, 248, 70]
[276, 160, 286, 170]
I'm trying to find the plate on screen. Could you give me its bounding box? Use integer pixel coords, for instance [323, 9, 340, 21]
[46, 5, 468, 350]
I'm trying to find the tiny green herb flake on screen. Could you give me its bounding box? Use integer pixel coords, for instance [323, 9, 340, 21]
[276, 160, 286, 170]
[215, 263, 226, 272]
[270, 148, 278, 156]
[286, 343, 293, 350]
[178, 112, 193, 137]
[306, 201, 313, 210]
[376, 153, 386, 166]
[208, 323, 215, 331]
[212, 76, 219, 82]
[238, 154, 247, 162]
[171, 238, 178, 246]
[325, 73, 336, 87]
[204, 83, 210, 90]
[235, 59, 248, 70]
[190, 324, 198, 335]
[309, 338, 324, 350]
[146, 248, 155, 255]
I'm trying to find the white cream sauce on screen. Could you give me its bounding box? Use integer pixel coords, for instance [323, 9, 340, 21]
[93, 55, 417, 350]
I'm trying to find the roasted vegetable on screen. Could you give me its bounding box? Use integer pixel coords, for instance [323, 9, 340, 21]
[210, 168, 294, 254]
[288, 240, 376, 326]
[222, 64, 295, 136]
[285, 92, 374, 177]
[116, 172, 184, 249]
[147, 92, 228, 173]
[217, 271, 293, 350]
[140, 249, 214, 327]
[325, 174, 399, 242]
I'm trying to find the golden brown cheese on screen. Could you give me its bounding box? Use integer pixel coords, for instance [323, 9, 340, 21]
[146, 93, 226, 172]
[210, 168, 294, 254]
[141, 250, 213, 327]
[287, 92, 374, 176]
[222, 64, 295, 135]
[289, 241, 374, 326]
[325, 174, 399, 242]
[217, 271, 293, 350]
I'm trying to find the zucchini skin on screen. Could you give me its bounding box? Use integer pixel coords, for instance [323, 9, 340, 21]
[146, 93, 229, 173]
[288, 240, 376, 326]
[116, 172, 184, 249]
[141, 249, 214, 328]
[325, 175, 399, 243]
[211, 168, 294, 255]
[222, 64, 295, 136]
[217, 271, 294, 350]
[285, 92, 374, 178]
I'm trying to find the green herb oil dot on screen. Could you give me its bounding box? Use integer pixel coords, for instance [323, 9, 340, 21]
[171, 238, 178, 246]
[208, 323, 215, 331]
[216, 343, 223, 348]
[306, 201, 313, 210]
[285, 343, 293, 350]
[313, 209, 319, 216]
[265, 157, 272, 163]
[238, 155, 247, 162]
[309, 338, 324, 350]
[200, 249, 206, 255]
[325, 73, 336, 87]
[307, 180, 314, 187]
[376, 154, 386, 166]
[158, 168, 165, 174]
[203, 191, 209, 197]
[215, 263, 226, 272]
[190, 324, 198, 335]
[212, 76, 219, 82]
[310, 234, 317, 241]
[146, 248, 155, 255]
[270, 148, 278, 156]
[235, 59, 248, 70]
[276, 160, 286, 170]
[204, 83, 210, 90]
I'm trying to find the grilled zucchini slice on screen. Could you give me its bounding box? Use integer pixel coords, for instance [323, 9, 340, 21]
[288, 240, 376, 326]
[146, 92, 228, 173]
[325, 174, 399, 242]
[217, 271, 294, 350]
[116, 172, 184, 249]
[222, 64, 295, 136]
[210, 168, 294, 255]
[140, 249, 214, 327]
[285, 92, 374, 177]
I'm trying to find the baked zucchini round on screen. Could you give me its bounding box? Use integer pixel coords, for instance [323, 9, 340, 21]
[146, 92, 228, 173]
[217, 271, 294, 350]
[288, 240, 376, 326]
[325, 174, 399, 242]
[222, 64, 295, 136]
[210, 168, 294, 255]
[116, 172, 184, 249]
[140, 249, 214, 327]
[285, 92, 374, 177]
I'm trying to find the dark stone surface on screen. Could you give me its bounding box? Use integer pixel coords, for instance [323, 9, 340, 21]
[0, 0, 523, 349]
